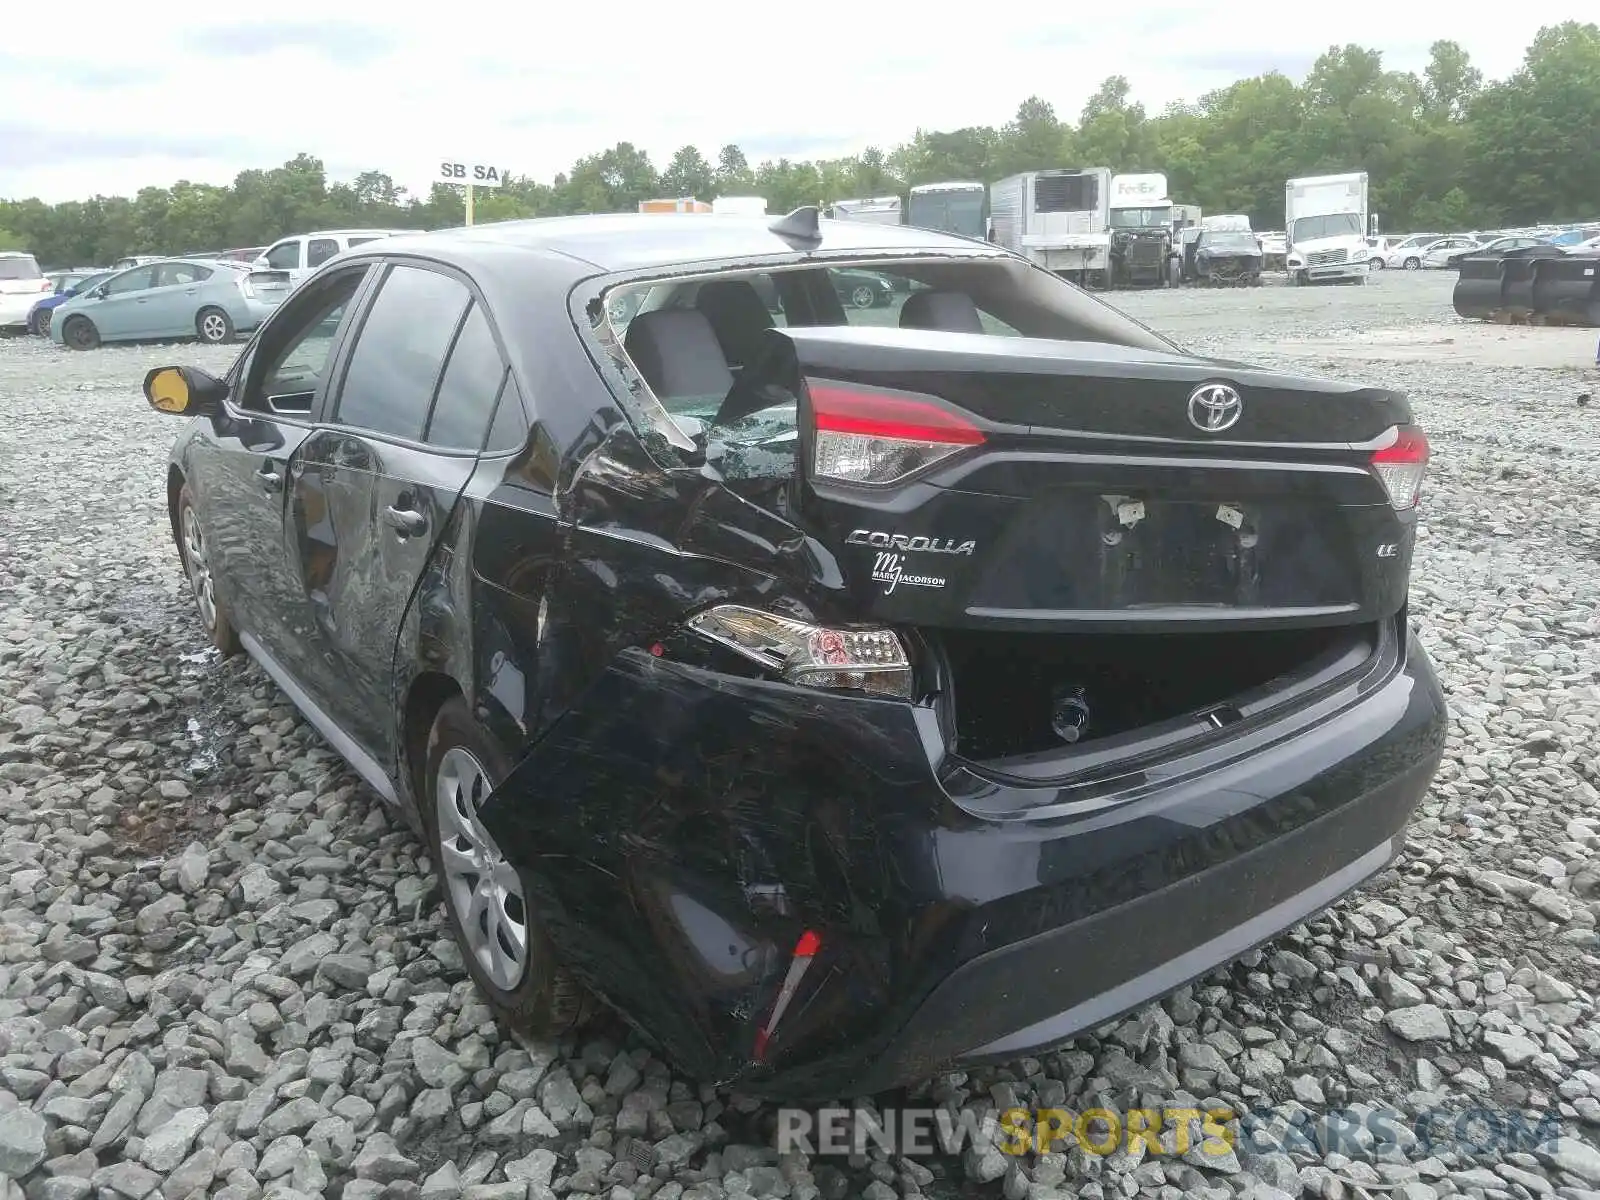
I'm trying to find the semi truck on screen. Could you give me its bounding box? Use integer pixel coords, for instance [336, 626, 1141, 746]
[1107, 172, 1183, 288]
[906, 182, 988, 239]
[825, 196, 903, 225]
[989, 168, 1114, 286]
[1284, 172, 1370, 285]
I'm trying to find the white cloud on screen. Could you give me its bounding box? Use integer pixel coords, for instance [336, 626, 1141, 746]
[1, 0, 1592, 203]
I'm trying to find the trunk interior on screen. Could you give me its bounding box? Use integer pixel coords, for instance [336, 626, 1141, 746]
[939, 621, 1376, 762]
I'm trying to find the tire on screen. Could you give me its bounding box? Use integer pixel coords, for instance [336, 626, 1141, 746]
[62, 315, 100, 351]
[1403, 257, 1420, 270]
[424, 698, 594, 1036]
[849, 284, 875, 310]
[29, 308, 52, 337]
[197, 307, 235, 345]
[1166, 259, 1182, 288]
[1369, 257, 1384, 270]
[175, 483, 241, 656]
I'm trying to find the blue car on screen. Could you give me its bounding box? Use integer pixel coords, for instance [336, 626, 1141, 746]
[28, 270, 115, 336]
[49, 257, 288, 351]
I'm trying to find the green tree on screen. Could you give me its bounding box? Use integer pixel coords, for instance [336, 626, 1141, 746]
[660, 146, 715, 200]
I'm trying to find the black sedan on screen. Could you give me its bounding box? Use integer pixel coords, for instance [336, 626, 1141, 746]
[145, 209, 1446, 1098]
[1443, 235, 1555, 268]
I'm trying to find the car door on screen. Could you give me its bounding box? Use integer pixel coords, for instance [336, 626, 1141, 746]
[183, 263, 378, 669]
[85, 266, 156, 337]
[141, 261, 214, 336]
[285, 261, 480, 760]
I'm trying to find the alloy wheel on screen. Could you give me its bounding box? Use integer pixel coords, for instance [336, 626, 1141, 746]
[180, 505, 217, 631]
[851, 285, 875, 309]
[436, 747, 529, 991]
[200, 312, 229, 343]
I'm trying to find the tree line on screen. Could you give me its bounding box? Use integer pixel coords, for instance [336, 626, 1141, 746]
[3, 23, 1597, 268]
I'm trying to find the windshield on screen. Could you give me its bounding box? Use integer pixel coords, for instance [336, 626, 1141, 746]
[907, 191, 986, 239]
[1199, 233, 1259, 252]
[591, 255, 1176, 479]
[1289, 213, 1363, 242]
[0, 255, 42, 281]
[1110, 207, 1172, 230]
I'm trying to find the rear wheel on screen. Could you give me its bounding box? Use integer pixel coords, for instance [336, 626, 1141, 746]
[29, 308, 52, 337]
[197, 307, 234, 344]
[1368, 257, 1384, 270]
[424, 698, 594, 1036]
[176, 484, 241, 656]
[62, 315, 99, 350]
[849, 284, 875, 309]
[1403, 257, 1420, 270]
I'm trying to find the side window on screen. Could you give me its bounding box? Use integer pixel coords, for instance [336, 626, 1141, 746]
[307, 238, 340, 268]
[240, 268, 369, 415]
[485, 375, 529, 454]
[334, 265, 471, 441]
[426, 303, 507, 451]
[156, 262, 212, 286]
[265, 241, 302, 270]
[103, 267, 156, 295]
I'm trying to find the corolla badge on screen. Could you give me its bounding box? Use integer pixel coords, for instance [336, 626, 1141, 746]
[1187, 383, 1243, 432]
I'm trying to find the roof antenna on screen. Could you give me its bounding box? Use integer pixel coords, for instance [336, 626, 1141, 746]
[768, 205, 822, 251]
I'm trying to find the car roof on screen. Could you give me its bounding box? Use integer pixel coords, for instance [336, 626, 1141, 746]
[362, 212, 1000, 275]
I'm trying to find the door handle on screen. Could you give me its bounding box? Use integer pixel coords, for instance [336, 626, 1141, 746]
[184, 288, 198, 295]
[258, 464, 283, 493]
[382, 505, 427, 536]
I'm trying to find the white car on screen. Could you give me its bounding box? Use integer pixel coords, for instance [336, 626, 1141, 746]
[1418, 236, 1488, 269]
[1364, 236, 1402, 269]
[1382, 234, 1446, 270]
[0, 251, 54, 331]
[1566, 235, 1600, 254]
[253, 229, 413, 288]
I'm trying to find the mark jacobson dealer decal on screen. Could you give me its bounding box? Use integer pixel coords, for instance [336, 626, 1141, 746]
[846, 529, 975, 596]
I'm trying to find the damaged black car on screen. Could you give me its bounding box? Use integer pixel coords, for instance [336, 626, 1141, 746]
[144, 208, 1447, 1099]
[1189, 229, 1265, 286]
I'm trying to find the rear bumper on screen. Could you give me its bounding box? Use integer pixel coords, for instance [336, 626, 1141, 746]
[0, 294, 41, 327]
[481, 618, 1446, 1099]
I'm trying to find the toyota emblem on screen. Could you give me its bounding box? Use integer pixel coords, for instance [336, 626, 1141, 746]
[1187, 383, 1243, 432]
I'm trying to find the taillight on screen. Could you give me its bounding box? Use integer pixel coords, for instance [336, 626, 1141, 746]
[806, 378, 984, 486]
[239, 276, 256, 299]
[39, 279, 52, 292]
[1371, 425, 1429, 509]
[686, 605, 913, 700]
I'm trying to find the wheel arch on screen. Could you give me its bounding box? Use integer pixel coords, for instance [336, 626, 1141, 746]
[401, 670, 464, 834]
[166, 464, 186, 554]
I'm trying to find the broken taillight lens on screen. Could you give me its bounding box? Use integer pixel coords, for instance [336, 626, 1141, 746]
[685, 605, 913, 700]
[806, 378, 984, 486]
[1370, 425, 1430, 510]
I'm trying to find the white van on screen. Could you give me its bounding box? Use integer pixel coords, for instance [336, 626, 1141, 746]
[252, 229, 413, 285]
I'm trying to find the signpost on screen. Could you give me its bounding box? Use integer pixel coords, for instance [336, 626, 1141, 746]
[434, 160, 508, 226]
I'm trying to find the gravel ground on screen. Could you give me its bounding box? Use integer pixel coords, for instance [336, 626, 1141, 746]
[1, 269, 1598, 1200]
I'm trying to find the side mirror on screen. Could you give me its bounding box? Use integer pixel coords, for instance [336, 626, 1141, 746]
[144, 366, 228, 417]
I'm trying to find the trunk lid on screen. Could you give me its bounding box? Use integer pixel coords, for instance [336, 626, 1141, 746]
[769, 326, 1420, 634]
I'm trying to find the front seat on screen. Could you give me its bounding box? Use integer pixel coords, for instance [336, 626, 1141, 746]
[693, 279, 775, 372]
[622, 309, 734, 403]
[899, 289, 985, 334]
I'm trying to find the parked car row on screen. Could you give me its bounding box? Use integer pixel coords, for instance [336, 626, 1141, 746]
[5, 229, 417, 349]
[1366, 222, 1600, 272]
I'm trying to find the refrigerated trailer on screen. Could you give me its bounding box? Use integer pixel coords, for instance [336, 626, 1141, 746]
[711, 196, 768, 215]
[989, 168, 1114, 286]
[906, 181, 988, 240]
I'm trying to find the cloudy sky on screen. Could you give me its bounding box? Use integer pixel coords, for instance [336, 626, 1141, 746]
[2, 0, 1592, 204]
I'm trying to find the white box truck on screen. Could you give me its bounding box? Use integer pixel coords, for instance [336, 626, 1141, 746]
[1284, 172, 1370, 285]
[989, 168, 1114, 286]
[825, 196, 902, 225]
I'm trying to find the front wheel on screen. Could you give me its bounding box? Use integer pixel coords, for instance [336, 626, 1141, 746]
[197, 307, 235, 345]
[424, 698, 595, 1036]
[29, 308, 52, 337]
[1369, 257, 1384, 270]
[62, 315, 100, 350]
[1403, 257, 1420, 270]
[175, 484, 241, 656]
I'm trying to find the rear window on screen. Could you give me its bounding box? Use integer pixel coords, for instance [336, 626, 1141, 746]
[0, 255, 42, 281]
[592, 255, 1170, 479]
